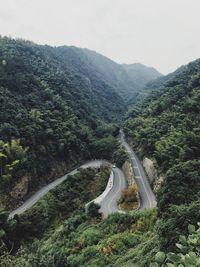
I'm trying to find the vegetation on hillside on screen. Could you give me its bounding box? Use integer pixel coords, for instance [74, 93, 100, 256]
[72, 49, 161, 101]
[0, 166, 110, 262]
[0, 140, 28, 188]
[2, 209, 158, 266]
[151, 223, 200, 267]
[0, 166, 159, 267]
[124, 58, 200, 250]
[122, 63, 162, 91]
[1, 36, 200, 266]
[0, 37, 127, 208]
[119, 185, 138, 211]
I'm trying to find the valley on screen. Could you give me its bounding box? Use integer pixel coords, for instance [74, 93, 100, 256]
[0, 36, 200, 266]
[9, 131, 155, 219]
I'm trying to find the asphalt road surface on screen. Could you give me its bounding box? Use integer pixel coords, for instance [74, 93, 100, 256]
[9, 160, 108, 219]
[9, 131, 156, 219]
[99, 168, 127, 218]
[120, 130, 156, 209]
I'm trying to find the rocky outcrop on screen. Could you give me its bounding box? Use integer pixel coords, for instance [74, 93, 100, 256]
[143, 158, 158, 184]
[143, 157, 164, 191]
[122, 160, 135, 186]
[0, 175, 30, 210]
[0, 160, 79, 210]
[10, 175, 30, 199]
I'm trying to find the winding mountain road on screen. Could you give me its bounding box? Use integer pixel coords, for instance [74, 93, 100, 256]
[9, 160, 109, 218]
[9, 132, 156, 219]
[99, 168, 126, 218]
[120, 130, 156, 209]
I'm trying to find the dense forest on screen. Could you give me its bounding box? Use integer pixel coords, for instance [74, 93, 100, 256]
[0, 36, 134, 209]
[122, 63, 162, 91]
[124, 58, 200, 251]
[0, 36, 200, 266]
[0, 36, 161, 210]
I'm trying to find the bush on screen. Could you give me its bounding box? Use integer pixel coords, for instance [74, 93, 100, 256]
[151, 223, 200, 267]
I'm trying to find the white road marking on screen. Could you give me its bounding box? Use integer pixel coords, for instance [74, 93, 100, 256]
[108, 170, 122, 214]
[133, 157, 152, 208]
[124, 142, 152, 208]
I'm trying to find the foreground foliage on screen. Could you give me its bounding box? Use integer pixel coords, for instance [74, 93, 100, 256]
[10, 209, 158, 267]
[151, 223, 200, 267]
[1, 165, 159, 267]
[0, 167, 110, 263]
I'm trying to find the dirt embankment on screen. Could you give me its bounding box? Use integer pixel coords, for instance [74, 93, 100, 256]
[120, 160, 140, 211]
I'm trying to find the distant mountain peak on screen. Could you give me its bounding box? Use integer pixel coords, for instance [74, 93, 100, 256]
[121, 62, 163, 91]
[123, 62, 162, 74]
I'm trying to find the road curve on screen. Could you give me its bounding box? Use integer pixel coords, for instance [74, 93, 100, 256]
[9, 131, 156, 219]
[9, 160, 108, 219]
[120, 130, 156, 209]
[99, 168, 127, 218]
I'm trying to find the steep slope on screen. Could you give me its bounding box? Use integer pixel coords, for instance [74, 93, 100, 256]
[0, 37, 125, 208]
[145, 64, 187, 90]
[67, 47, 139, 101]
[1, 38, 200, 267]
[0, 36, 163, 207]
[122, 63, 163, 105]
[64, 47, 162, 101]
[1, 167, 158, 267]
[122, 63, 162, 90]
[124, 58, 200, 249]
[0, 38, 125, 123]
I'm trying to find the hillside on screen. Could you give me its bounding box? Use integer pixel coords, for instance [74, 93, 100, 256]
[0, 37, 129, 209]
[66, 47, 138, 101]
[62, 48, 162, 101]
[0, 38, 126, 123]
[122, 63, 162, 90]
[1, 36, 200, 267]
[123, 63, 163, 105]
[0, 36, 162, 211]
[124, 58, 200, 249]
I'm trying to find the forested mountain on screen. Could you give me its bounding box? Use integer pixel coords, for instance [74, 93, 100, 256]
[146, 64, 187, 90]
[65, 47, 138, 101]
[122, 63, 162, 90]
[0, 36, 160, 210]
[0, 36, 129, 209]
[128, 63, 190, 106]
[1, 35, 200, 267]
[0, 38, 126, 123]
[59, 47, 162, 101]
[124, 58, 200, 250]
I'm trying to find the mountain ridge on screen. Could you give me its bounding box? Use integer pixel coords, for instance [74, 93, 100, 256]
[122, 62, 163, 91]
[0, 36, 162, 211]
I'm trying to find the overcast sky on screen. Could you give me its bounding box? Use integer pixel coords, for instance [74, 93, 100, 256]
[0, 0, 200, 74]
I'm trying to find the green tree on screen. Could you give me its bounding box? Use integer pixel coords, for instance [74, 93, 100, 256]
[0, 140, 28, 187]
[151, 223, 200, 266]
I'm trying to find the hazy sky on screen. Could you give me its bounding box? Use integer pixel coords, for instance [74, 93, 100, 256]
[0, 0, 200, 74]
